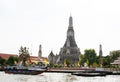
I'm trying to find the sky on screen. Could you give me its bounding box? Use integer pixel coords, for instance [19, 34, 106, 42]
[0, 0, 120, 57]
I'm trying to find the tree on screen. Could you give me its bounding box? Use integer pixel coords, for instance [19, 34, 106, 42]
[79, 54, 86, 66]
[103, 55, 111, 68]
[0, 57, 6, 65]
[19, 46, 30, 66]
[102, 50, 120, 68]
[84, 49, 97, 67]
[6, 56, 16, 66]
[96, 56, 103, 67]
[13, 56, 19, 63]
[86, 59, 89, 67]
[6, 56, 18, 66]
[110, 50, 120, 62]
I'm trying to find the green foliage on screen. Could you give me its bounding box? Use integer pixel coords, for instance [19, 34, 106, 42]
[53, 64, 59, 68]
[6, 56, 18, 66]
[80, 49, 102, 67]
[84, 49, 97, 66]
[6, 56, 15, 65]
[96, 56, 101, 66]
[0, 57, 6, 65]
[93, 62, 98, 68]
[80, 49, 120, 68]
[103, 55, 111, 68]
[37, 62, 45, 66]
[66, 59, 71, 67]
[79, 54, 86, 66]
[86, 59, 89, 67]
[102, 51, 120, 68]
[19, 46, 30, 66]
[110, 51, 120, 62]
[13, 56, 19, 63]
[53, 64, 58, 67]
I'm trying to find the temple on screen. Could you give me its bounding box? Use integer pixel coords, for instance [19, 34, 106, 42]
[48, 16, 81, 66]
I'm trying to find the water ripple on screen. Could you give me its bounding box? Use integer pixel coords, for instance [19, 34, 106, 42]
[0, 72, 120, 82]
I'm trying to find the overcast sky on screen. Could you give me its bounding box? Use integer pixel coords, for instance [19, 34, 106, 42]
[0, 0, 120, 57]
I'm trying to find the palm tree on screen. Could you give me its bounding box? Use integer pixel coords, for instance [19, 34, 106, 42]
[19, 46, 30, 66]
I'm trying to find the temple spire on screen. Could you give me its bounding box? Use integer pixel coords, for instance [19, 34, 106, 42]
[99, 44, 103, 67]
[38, 44, 42, 58]
[69, 16, 73, 27]
[99, 44, 103, 57]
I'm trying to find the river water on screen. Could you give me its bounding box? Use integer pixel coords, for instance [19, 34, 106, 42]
[0, 72, 120, 82]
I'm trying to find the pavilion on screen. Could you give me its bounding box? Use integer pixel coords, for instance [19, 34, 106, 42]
[111, 57, 120, 67]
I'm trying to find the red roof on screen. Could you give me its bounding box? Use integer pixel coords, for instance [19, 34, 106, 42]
[0, 53, 48, 62]
[0, 53, 18, 60]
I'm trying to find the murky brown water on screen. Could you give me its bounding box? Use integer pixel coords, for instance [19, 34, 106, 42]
[0, 72, 120, 82]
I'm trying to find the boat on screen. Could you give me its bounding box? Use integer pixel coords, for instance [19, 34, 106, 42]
[4, 65, 47, 75]
[111, 71, 120, 75]
[72, 72, 106, 77]
[0, 66, 4, 71]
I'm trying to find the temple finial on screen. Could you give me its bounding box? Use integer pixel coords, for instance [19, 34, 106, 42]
[70, 13, 72, 17]
[69, 15, 73, 27]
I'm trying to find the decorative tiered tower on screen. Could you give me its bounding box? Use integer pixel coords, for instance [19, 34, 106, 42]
[57, 16, 81, 65]
[99, 44, 103, 67]
[38, 45, 42, 58]
[99, 44, 103, 57]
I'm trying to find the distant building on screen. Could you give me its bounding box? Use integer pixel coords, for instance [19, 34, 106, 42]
[0, 52, 48, 64]
[48, 51, 55, 65]
[38, 45, 42, 58]
[30, 56, 48, 64]
[99, 44, 103, 57]
[98, 44, 103, 67]
[109, 50, 120, 67]
[37, 45, 49, 64]
[48, 51, 60, 65]
[48, 16, 81, 66]
[0, 53, 18, 60]
[111, 57, 120, 67]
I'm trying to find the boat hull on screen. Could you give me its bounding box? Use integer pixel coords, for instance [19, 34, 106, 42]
[72, 72, 106, 77]
[5, 69, 46, 75]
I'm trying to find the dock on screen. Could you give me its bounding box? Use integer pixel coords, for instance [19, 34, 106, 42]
[45, 68, 120, 75]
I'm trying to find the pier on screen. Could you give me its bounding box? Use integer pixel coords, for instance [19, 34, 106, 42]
[45, 67, 120, 75]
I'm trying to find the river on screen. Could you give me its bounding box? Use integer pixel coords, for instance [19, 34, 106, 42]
[0, 72, 120, 82]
